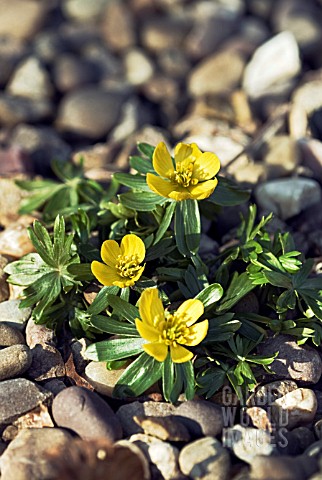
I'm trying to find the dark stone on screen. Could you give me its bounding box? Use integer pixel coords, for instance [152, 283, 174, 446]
[52, 386, 123, 442]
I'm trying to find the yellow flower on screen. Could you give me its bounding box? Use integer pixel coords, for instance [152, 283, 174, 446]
[91, 234, 145, 288]
[146, 142, 220, 201]
[135, 288, 208, 363]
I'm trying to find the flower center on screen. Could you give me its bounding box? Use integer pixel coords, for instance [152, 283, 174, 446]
[160, 313, 190, 347]
[115, 254, 141, 279]
[171, 162, 198, 188]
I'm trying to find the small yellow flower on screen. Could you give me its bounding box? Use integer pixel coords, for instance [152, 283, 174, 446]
[135, 288, 208, 363]
[91, 234, 145, 288]
[146, 142, 220, 201]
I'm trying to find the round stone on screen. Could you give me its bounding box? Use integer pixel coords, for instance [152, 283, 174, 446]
[56, 87, 124, 139]
[0, 344, 32, 381]
[175, 400, 224, 438]
[52, 386, 123, 442]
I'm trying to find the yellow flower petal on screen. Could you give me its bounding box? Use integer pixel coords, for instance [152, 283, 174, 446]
[135, 319, 159, 342]
[91, 261, 121, 286]
[188, 179, 218, 200]
[152, 142, 174, 178]
[120, 234, 145, 262]
[147, 173, 176, 198]
[139, 288, 165, 327]
[143, 342, 168, 362]
[168, 189, 193, 201]
[101, 240, 121, 267]
[189, 143, 203, 160]
[192, 152, 221, 181]
[185, 319, 209, 346]
[170, 344, 193, 363]
[176, 299, 204, 326]
[174, 143, 193, 164]
[130, 265, 145, 283]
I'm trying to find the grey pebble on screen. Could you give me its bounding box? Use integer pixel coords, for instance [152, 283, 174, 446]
[0, 378, 53, 427]
[52, 385, 123, 442]
[0, 344, 32, 381]
[175, 400, 224, 438]
[0, 323, 25, 347]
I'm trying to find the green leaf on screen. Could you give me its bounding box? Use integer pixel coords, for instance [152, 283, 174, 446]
[153, 201, 176, 245]
[264, 271, 292, 289]
[119, 191, 166, 211]
[90, 315, 139, 336]
[137, 142, 155, 160]
[216, 272, 255, 313]
[130, 155, 155, 174]
[162, 354, 174, 402]
[113, 352, 163, 398]
[205, 314, 241, 343]
[175, 200, 200, 257]
[113, 173, 151, 192]
[86, 286, 119, 315]
[85, 337, 146, 361]
[106, 294, 139, 323]
[145, 237, 176, 261]
[208, 176, 250, 206]
[195, 283, 224, 307]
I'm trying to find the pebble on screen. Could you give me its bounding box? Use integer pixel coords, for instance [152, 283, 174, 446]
[0, 180, 29, 227]
[52, 386, 123, 442]
[179, 437, 231, 480]
[185, 8, 238, 60]
[223, 425, 275, 463]
[243, 31, 301, 99]
[62, 0, 110, 22]
[0, 428, 73, 480]
[0, 344, 32, 381]
[124, 48, 154, 86]
[56, 87, 125, 139]
[42, 379, 67, 396]
[0, 0, 48, 41]
[0, 94, 52, 127]
[0, 299, 32, 331]
[0, 37, 28, 87]
[116, 401, 176, 436]
[129, 433, 182, 480]
[70, 337, 90, 373]
[247, 380, 298, 408]
[272, 388, 317, 429]
[175, 400, 224, 438]
[0, 323, 25, 347]
[0, 378, 52, 427]
[255, 177, 322, 220]
[141, 17, 190, 53]
[27, 344, 66, 381]
[53, 53, 100, 93]
[101, 0, 136, 52]
[84, 361, 127, 397]
[10, 124, 71, 174]
[283, 427, 316, 454]
[188, 48, 245, 97]
[257, 335, 322, 383]
[272, 0, 322, 56]
[249, 454, 318, 480]
[0, 256, 9, 303]
[25, 317, 55, 348]
[244, 407, 273, 432]
[264, 135, 300, 178]
[0, 224, 34, 258]
[298, 138, 322, 182]
[133, 415, 190, 442]
[7, 56, 53, 100]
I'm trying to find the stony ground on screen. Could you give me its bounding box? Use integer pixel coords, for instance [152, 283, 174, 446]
[1, 0, 322, 479]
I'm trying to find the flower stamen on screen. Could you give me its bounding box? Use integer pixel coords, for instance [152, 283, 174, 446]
[115, 254, 141, 279]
